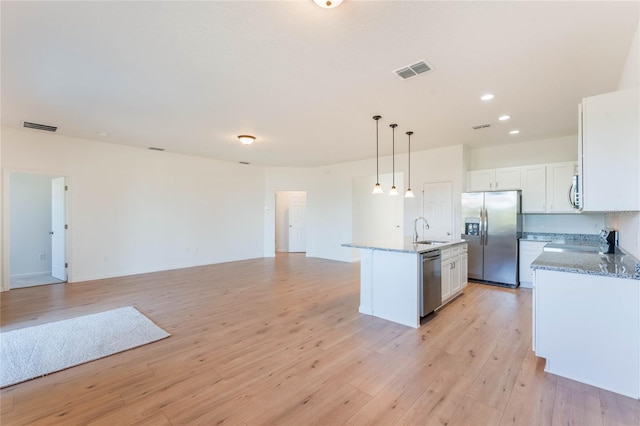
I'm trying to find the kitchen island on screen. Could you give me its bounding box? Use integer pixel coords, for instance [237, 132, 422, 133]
[531, 248, 640, 399]
[343, 239, 467, 328]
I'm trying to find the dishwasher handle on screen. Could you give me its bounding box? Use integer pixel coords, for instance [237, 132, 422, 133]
[422, 250, 441, 260]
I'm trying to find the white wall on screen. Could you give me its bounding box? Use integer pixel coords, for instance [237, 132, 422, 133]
[468, 135, 577, 170]
[618, 23, 639, 90]
[264, 144, 466, 262]
[1, 127, 266, 286]
[9, 173, 54, 276]
[352, 172, 404, 246]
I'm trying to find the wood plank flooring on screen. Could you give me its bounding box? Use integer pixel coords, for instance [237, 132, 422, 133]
[1, 253, 638, 425]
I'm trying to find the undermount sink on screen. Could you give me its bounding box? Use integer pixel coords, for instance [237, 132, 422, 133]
[416, 240, 448, 245]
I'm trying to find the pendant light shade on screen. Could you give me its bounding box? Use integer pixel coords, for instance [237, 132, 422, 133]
[405, 131, 415, 198]
[372, 115, 383, 194]
[389, 123, 398, 196]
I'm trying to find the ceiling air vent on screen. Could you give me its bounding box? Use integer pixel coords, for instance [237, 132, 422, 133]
[23, 121, 57, 132]
[148, 147, 165, 151]
[238, 161, 250, 165]
[472, 124, 491, 130]
[394, 60, 432, 80]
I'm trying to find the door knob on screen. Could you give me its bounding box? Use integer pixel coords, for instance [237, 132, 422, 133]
[49, 231, 54, 235]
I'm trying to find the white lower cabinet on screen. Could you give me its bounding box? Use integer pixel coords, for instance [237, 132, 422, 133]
[441, 243, 468, 305]
[534, 269, 640, 399]
[518, 240, 548, 288]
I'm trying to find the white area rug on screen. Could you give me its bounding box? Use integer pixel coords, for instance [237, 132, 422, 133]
[0, 306, 170, 388]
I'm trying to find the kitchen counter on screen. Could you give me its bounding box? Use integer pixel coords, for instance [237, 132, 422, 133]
[531, 250, 640, 280]
[342, 238, 467, 254]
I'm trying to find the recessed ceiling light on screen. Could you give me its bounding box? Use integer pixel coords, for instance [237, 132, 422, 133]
[509, 130, 520, 135]
[480, 93, 495, 101]
[97, 131, 109, 137]
[313, 0, 343, 9]
[237, 135, 256, 145]
[498, 115, 511, 121]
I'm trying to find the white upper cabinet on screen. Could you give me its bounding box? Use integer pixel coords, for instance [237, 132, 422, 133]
[521, 163, 579, 214]
[580, 88, 640, 211]
[468, 167, 521, 191]
[521, 165, 546, 213]
[546, 162, 579, 213]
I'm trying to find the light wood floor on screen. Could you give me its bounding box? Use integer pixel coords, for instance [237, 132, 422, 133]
[1, 253, 638, 425]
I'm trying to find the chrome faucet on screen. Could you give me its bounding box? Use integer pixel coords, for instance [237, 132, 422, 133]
[414, 216, 430, 242]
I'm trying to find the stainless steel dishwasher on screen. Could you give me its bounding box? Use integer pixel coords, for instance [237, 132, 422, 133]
[421, 250, 442, 316]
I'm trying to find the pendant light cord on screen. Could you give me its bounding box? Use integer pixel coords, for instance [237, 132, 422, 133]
[390, 124, 398, 186]
[376, 120, 379, 181]
[407, 131, 413, 189]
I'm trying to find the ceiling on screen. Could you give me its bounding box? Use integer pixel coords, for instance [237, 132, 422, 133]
[1, 1, 638, 167]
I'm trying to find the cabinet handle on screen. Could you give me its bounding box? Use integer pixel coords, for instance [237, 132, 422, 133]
[495, 182, 498, 189]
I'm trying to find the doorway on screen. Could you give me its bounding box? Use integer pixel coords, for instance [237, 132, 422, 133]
[275, 191, 307, 253]
[8, 172, 68, 289]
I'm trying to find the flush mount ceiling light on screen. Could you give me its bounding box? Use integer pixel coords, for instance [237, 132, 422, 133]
[498, 115, 511, 121]
[405, 131, 414, 198]
[313, 0, 343, 9]
[389, 123, 399, 196]
[372, 115, 383, 194]
[237, 135, 256, 145]
[510, 129, 520, 135]
[480, 93, 495, 101]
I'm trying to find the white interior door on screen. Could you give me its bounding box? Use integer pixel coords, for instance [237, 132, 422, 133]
[422, 182, 453, 241]
[288, 192, 306, 252]
[51, 177, 67, 281]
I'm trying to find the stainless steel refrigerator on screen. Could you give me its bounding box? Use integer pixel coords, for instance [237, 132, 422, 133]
[461, 191, 522, 287]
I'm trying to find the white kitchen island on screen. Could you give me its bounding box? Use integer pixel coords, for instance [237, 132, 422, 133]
[343, 239, 467, 328]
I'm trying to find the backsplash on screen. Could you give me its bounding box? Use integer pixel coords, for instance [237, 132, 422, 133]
[522, 213, 605, 234]
[522, 232, 602, 243]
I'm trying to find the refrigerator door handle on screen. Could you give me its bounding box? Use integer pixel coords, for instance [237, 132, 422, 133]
[479, 208, 484, 245]
[484, 209, 489, 246]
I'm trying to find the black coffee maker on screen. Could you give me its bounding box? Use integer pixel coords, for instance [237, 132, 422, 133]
[603, 230, 619, 254]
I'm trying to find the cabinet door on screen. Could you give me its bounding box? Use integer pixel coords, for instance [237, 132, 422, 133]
[521, 166, 546, 213]
[468, 170, 495, 191]
[450, 257, 461, 294]
[547, 162, 579, 213]
[441, 258, 452, 302]
[494, 168, 521, 190]
[459, 253, 468, 289]
[582, 88, 640, 211]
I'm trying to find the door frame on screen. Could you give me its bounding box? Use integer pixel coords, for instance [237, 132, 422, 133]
[273, 190, 307, 256]
[2, 169, 71, 291]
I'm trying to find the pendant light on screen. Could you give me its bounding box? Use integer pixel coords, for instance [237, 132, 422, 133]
[372, 115, 383, 194]
[389, 123, 399, 196]
[405, 131, 414, 198]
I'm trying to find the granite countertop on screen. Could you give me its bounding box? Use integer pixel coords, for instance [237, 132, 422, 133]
[342, 237, 467, 254]
[531, 250, 640, 280]
[524, 232, 640, 280]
